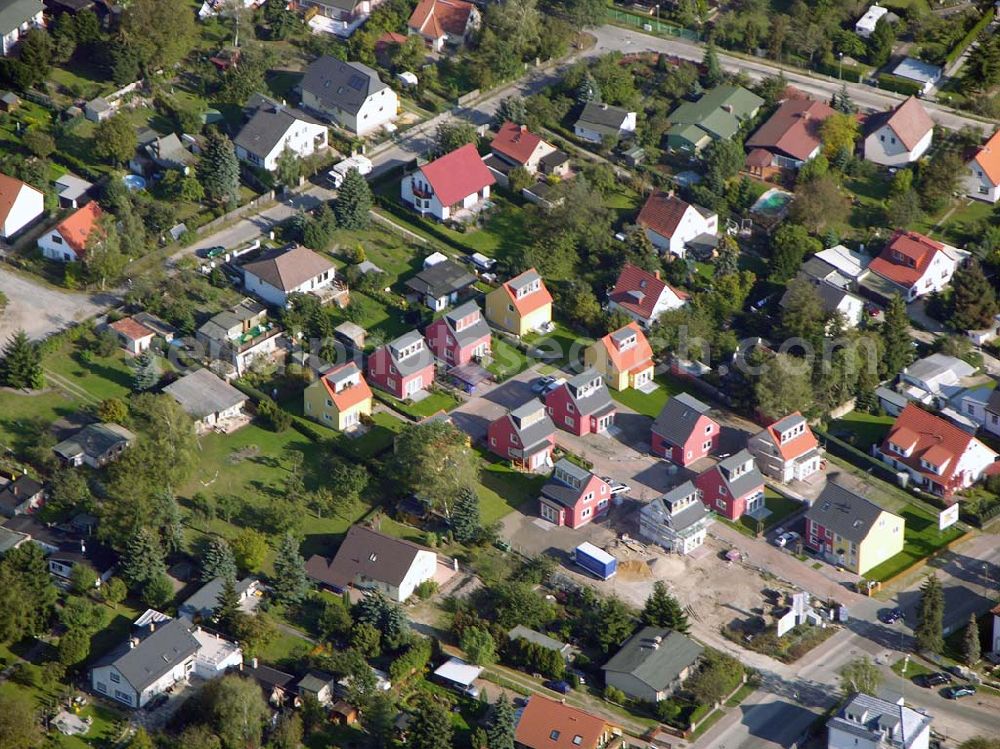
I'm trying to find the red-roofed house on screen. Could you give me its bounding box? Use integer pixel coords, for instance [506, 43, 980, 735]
[865, 229, 963, 302]
[484, 268, 552, 336]
[538, 458, 612, 527]
[401, 143, 495, 222]
[748, 412, 823, 483]
[304, 362, 373, 431]
[109, 317, 156, 355]
[424, 300, 491, 366]
[0, 172, 43, 241]
[514, 695, 618, 749]
[487, 400, 556, 472]
[490, 121, 557, 172]
[374, 31, 408, 66]
[607, 264, 687, 328]
[637, 191, 718, 258]
[878, 403, 998, 499]
[407, 0, 479, 51]
[965, 129, 1000, 203]
[745, 97, 835, 170]
[863, 96, 934, 166]
[38, 201, 104, 263]
[584, 322, 654, 391]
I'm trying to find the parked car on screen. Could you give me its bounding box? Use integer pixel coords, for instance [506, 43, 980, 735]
[540, 378, 565, 395]
[202, 245, 226, 259]
[775, 531, 800, 548]
[878, 607, 903, 624]
[544, 680, 571, 694]
[531, 375, 556, 394]
[942, 685, 975, 699]
[601, 477, 631, 496]
[918, 672, 952, 688]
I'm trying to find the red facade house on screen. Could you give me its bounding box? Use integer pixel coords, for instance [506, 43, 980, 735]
[366, 330, 435, 400]
[651, 393, 719, 466]
[693, 450, 765, 521]
[424, 300, 492, 367]
[487, 400, 556, 471]
[538, 458, 612, 528]
[545, 369, 617, 436]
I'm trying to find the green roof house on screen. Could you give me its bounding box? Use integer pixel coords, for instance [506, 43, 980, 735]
[666, 85, 764, 154]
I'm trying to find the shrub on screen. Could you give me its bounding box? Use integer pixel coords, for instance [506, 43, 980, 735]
[414, 580, 439, 600]
[603, 685, 626, 704]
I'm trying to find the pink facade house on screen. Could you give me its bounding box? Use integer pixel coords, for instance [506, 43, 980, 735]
[538, 459, 612, 528]
[487, 401, 556, 472]
[693, 450, 765, 521]
[367, 330, 435, 400]
[424, 300, 492, 367]
[651, 393, 720, 466]
[545, 369, 616, 437]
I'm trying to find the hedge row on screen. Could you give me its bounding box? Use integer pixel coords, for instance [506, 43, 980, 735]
[876, 73, 925, 97]
[814, 59, 865, 83]
[814, 427, 902, 485]
[373, 195, 473, 256]
[963, 498, 1000, 528]
[945, 9, 993, 66]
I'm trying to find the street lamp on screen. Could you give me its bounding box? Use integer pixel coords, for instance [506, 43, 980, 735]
[838, 52, 844, 80]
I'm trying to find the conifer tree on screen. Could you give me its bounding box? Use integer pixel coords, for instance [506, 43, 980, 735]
[335, 168, 373, 230]
[951, 258, 999, 331]
[962, 613, 981, 665]
[198, 130, 240, 207]
[131, 350, 159, 392]
[642, 580, 691, 633]
[881, 294, 914, 379]
[0, 330, 43, 389]
[214, 574, 241, 631]
[451, 486, 481, 544]
[201, 537, 237, 582]
[121, 528, 167, 592]
[915, 574, 944, 654]
[703, 40, 723, 87]
[487, 693, 516, 749]
[271, 532, 309, 605]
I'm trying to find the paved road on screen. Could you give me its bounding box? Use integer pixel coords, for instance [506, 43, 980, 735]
[0, 267, 117, 341]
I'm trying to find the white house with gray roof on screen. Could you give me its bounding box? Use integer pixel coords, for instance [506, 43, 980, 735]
[827, 693, 931, 749]
[0, 0, 43, 56]
[573, 102, 636, 144]
[235, 99, 329, 172]
[300, 56, 398, 135]
[163, 368, 248, 433]
[242, 244, 337, 307]
[638, 481, 714, 555]
[602, 626, 703, 702]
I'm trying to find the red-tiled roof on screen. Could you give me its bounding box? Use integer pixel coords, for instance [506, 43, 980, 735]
[419, 143, 495, 207]
[599, 322, 653, 374]
[321, 363, 373, 412]
[881, 96, 934, 151]
[608, 263, 687, 322]
[746, 98, 835, 162]
[881, 403, 981, 488]
[762, 412, 818, 462]
[54, 201, 103, 257]
[868, 229, 943, 288]
[514, 696, 612, 749]
[110, 317, 155, 343]
[0, 172, 43, 228]
[637, 190, 692, 240]
[501, 268, 552, 317]
[408, 0, 474, 38]
[491, 121, 544, 166]
[971, 129, 1000, 187]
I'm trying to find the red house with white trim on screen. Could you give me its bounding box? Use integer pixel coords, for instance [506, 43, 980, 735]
[367, 330, 436, 400]
[545, 369, 616, 437]
[487, 401, 556, 472]
[651, 393, 719, 466]
[538, 459, 612, 528]
[424, 300, 492, 367]
[693, 450, 765, 521]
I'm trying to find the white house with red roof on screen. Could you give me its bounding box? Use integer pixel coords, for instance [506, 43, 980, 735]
[965, 129, 1000, 203]
[407, 0, 479, 51]
[489, 121, 557, 173]
[865, 229, 964, 302]
[607, 264, 687, 328]
[748, 412, 823, 484]
[0, 172, 44, 241]
[878, 403, 998, 499]
[401, 143, 495, 222]
[538, 458, 612, 528]
[636, 191, 718, 258]
[863, 96, 934, 166]
[38, 201, 103, 263]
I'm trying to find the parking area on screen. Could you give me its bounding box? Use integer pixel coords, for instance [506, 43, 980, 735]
[0, 268, 115, 341]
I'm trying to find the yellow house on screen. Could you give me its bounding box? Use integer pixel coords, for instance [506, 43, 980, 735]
[303, 362, 373, 431]
[584, 322, 655, 392]
[485, 268, 553, 336]
[804, 484, 905, 576]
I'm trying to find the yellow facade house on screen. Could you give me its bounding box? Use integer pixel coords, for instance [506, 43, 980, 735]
[485, 268, 553, 336]
[303, 362, 373, 432]
[584, 322, 655, 392]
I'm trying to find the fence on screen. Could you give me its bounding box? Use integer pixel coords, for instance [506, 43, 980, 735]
[606, 8, 701, 41]
[196, 191, 277, 236]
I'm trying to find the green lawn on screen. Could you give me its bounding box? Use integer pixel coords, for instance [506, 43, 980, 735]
[918, 198, 995, 246]
[258, 628, 314, 669]
[608, 374, 686, 417]
[737, 489, 803, 534]
[829, 411, 896, 451]
[487, 336, 530, 380]
[335, 411, 406, 460]
[478, 456, 548, 525]
[891, 656, 933, 679]
[864, 506, 964, 582]
[525, 324, 593, 369]
[333, 225, 425, 284]
[377, 388, 461, 420]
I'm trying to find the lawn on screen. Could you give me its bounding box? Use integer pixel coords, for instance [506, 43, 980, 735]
[258, 628, 315, 669]
[340, 291, 412, 341]
[376, 388, 461, 420]
[335, 411, 406, 460]
[891, 656, 933, 679]
[828, 411, 896, 451]
[608, 374, 686, 418]
[525, 324, 593, 369]
[0, 675, 126, 748]
[478, 456, 548, 524]
[487, 336, 531, 380]
[332, 224, 425, 284]
[864, 506, 964, 582]
[916, 198, 995, 246]
[737, 489, 803, 535]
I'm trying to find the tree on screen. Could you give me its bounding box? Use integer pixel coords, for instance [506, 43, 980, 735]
[98, 397, 129, 423]
[881, 294, 914, 378]
[317, 596, 352, 642]
[918, 149, 963, 213]
[83, 214, 128, 290]
[685, 651, 743, 705]
[780, 277, 827, 350]
[202, 537, 238, 582]
[271, 533, 309, 605]
[120, 527, 166, 592]
[58, 627, 91, 667]
[591, 595, 635, 653]
[755, 353, 814, 421]
[335, 168, 373, 230]
[270, 713, 303, 749]
[69, 563, 98, 595]
[915, 574, 944, 654]
[641, 581, 690, 633]
[961, 613, 981, 665]
[460, 626, 496, 665]
[362, 692, 398, 749]
[487, 693, 516, 749]
[143, 572, 174, 608]
[409, 697, 454, 749]
[703, 39, 723, 87]
[389, 421, 477, 519]
[450, 486, 481, 544]
[508, 165, 534, 194]
[198, 130, 240, 207]
[714, 235, 740, 277]
[125, 729, 155, 749]
[351, 621, 382, 657]
[131, 350, 159, 392]
[0, 692, 41, 749]
[102, 577, 127, 608]
[703, 138, 744, 187]
[230, 528, 268, 573]
[93, 114, 137, 165]
[17, 29, 52, 86]
[576, 71, 600, 103]
[789, 174, 850, 233]
[214, 574, 241, 631]
[435, 121, 478, 155]
[960, 740, 1000, 749]
[0, 543, 57, 641]
[867, 16, 895, 67]
[831, 83, 855, 114]
[839, 656, 882, 696]
[274, 145, 300, 188]
[820, 112, 859, 161]
[0, 330, 43, 389]
[23, 130, 55, 158]
[60, 596, 108, 633]
[390, 34, 425, 71]
[494, 96, 527, 126]
[885, 187, 923, 228]
[121, 0, 196, 71]
[951, 258, 999, 331]
[769, 223, 821, 283]
[203, 675, 269, 749]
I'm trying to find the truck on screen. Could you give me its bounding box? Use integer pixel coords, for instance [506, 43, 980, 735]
[572, 542, 617, 580]
[327, 155, 373, 188]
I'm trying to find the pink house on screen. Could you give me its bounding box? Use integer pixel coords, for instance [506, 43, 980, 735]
[693, 450, 765, 521]
[424, 300, 492, 367]
[538, 459, 611, 528]
[545, 369, 616, 437]
[487, 401, 556, 472]
[651, 393, 719, 466]
[367, 330, 436, 400]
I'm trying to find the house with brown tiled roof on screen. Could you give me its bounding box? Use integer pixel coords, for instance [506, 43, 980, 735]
[407, 0, 479, 51]
[863, 96, 934, 166]
[514, 695, 619, 749]
[965, 129, 1000, 202]
[489, 122, 557, 172]
[38, 201, 103, 263]
[0, 172, 44, 240]
[636, 190, 718, 258]
[109, 317, 156, 355]
[745, 97, 835, 171]
[862, 229, 965, 303]
[241, 244, 338, 307]
[607, 264, 687, 328]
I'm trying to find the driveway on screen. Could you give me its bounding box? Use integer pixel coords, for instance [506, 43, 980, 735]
[0, 268, 115, 342]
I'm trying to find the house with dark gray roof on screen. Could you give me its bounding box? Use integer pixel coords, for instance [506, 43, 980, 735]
[424, 300, 492, 368]
[300, 56, 398, 135]
[651, 393, 720, 466]
[163, 368, 248, 433]
[693, 450, 765, 522]
[827, 692, 931, 749]
[234, 98, 329, 172]
[602, 626, 703, 702]
[404, 258, 476, 311]
[53, 423, 136, 468]
[488, 400, 556, 471]
[179, 576, 261, 621]
[0, 0, 43, 56]
[573, 102, 636, 144]
[0, 474, 44, 517]
[508, 625, 571, 656]
[804, 483, 904, 575]
[367, 330, 436, 400]
[545, 369, 616, 437]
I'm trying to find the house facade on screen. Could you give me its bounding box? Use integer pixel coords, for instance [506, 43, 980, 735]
[650, 393, 719, 466]
[196, 299, 284, 377]
[484, 268, 553, 336]
[407, 0, 479, 51]
[163, 368, 248, 433]
[300, 56, 398, 135]
[827, 693, 931, 749]
[965, 129, 1000, 202]
[855, 4, 888, 37]
[573, 102, 636, 143]
[234, 103, 328, 172]
[538, 459, 612, 528]
[424, 300, 492, 367]
[487, 401, 556, 471]
[748, 412, 823, 484]
[109, 317, 156, 355]
[0, 475, 44, 518]
[241, 245, 337, 307]
[404, 257, 476, 311]
[584, 322, 654, 391]
[38, 201, 102, 262]
[0, 172, 44, 239]
[805, 483, 904, 576]
[636, 191, 718, 258]
[601, 627, 704, 703]
[607, 264, 687, 328]
[367, 330, 435, 400]
[1, 0, 43, 56]
[53, 423, 135, 468]
[401, 143, 495, 222]
[545, 369, 616, 436]
[490, 121, 557, 172]
[638, 481, 714, 555]
[863, 96, 933, 166]
[865, 230, 963, 302]
[745, 97, 835, 170]
[693, 450, 765, 521]
[303, 362, 373, 431]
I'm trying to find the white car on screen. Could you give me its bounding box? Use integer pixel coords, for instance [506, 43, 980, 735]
[775, 531, 800, 548]
[601, 477, 631, 496]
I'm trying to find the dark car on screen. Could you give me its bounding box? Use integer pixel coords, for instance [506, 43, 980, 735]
[202, 245, 226, 259]
[879, 607, 903, 624]
[544, 680, 571, 694]
[531, 375, 556, 394]
[942, 685, 976, 699]
[918, 672, 952, 688]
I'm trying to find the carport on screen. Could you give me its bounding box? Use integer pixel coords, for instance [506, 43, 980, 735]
[448, 362, 492, 394]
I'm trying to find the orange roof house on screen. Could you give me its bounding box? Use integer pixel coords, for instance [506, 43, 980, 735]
[585, 322, 655, 391]
[748, 412, 823, 484]
[966, 129, 1000, 203]
[866, 229, 963, 302]
[109, 316, 157, 355]
[303, 362, 373, 432]
[514, 696, 618, 749]
[38, 201, 103, 262]
[407, 0, 479, 51]
[0, 172, 44, 241]
[485, 268, 553, 336]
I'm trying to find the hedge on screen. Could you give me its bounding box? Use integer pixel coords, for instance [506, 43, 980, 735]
[876, 74, 924, 97]
[945, 10, 993, 66]
[813, 427, 902, 485]
[814, 59, 865, 83]
[374, 195, 472, 256]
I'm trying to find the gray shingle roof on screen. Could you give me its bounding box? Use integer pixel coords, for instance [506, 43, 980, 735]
[652, 393, 713, 446]
[508, 401, 555, 455]
[0, 0, 41, 34]
[53, 423, 136, 462]
[302, 57, 388, 117]
[508, 625, 569, 653]
[163, 368, 246, 420]
[805, 483, 894, 544]
[577, 102, 632, 131]
[305, 525, 431, 590]
[180, 576, 257, 618]
[564, 369, 614, 417]
[103, 618, 200, 693]
[601, 626, 703, 692]
[234, 107, 307, 160]
[828, 693, 931, 749]
[443, 301, 491, 348]
[404, 259, 475, 300]
[385, 330, 433, 376]
[715, 450, 764, 498]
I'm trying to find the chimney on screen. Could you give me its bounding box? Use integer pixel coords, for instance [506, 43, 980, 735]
[129, 637, 138, 649]
[149, 621, 155, 633]
[653, 270, 661, 280]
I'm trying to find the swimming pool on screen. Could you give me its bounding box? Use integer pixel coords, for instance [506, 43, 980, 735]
[750, 188, 793, 217]
[122, 174, 147, 192]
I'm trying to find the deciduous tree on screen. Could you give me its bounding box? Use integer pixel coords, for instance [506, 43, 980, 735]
[435, 121, 478, 155]
[460, 626, 496, 665]
[754, 353, 813, 421]
[93, 114, 137, 165]
[839, 656, 882, 696]
[389, 421, 478, 518]
[121, 0, 196, 71]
